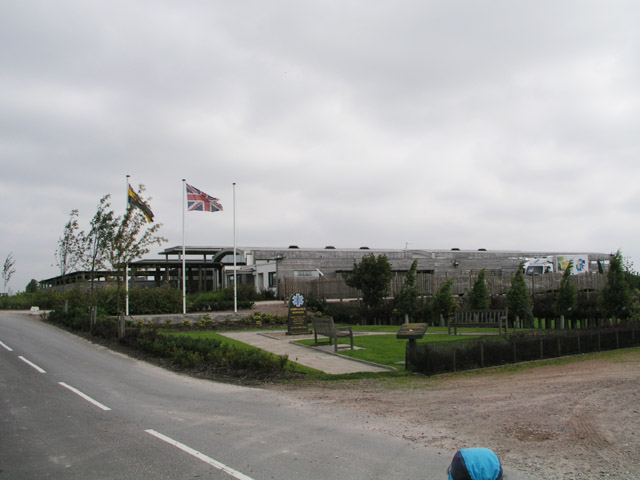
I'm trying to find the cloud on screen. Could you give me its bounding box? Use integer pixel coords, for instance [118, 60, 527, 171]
[2, 0, 640, 290]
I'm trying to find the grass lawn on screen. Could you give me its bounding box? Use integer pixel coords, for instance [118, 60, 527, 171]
[160, 326, 508, 370]
[153, 325, 626, 382]
[297, 331, 498, 368]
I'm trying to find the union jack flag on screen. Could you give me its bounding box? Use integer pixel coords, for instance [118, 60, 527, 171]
[185, 183, 223, 212]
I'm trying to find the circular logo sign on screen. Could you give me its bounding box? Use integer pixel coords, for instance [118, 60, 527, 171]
[291, 293, 305, 308]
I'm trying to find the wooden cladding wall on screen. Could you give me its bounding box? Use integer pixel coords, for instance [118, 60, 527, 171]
[279, 272, 607, 300]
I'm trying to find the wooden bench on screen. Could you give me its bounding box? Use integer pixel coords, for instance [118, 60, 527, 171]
[448, 309, 508, 335]
[311, 317, 354, 352]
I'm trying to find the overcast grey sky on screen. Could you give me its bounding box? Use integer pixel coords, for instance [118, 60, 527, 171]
[2, 1, 639, 291]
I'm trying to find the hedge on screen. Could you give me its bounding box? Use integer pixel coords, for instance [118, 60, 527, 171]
[408, 328, 640, 376]
[46, 309, 290, 379]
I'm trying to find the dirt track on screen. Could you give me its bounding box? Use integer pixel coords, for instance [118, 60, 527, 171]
[268, 349, 640, 479]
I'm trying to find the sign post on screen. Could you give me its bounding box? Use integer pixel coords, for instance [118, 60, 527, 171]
[287, 292, 309, 335]
[396, 323, 428, 370]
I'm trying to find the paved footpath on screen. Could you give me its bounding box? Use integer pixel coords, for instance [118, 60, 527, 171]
[218, 330, 396, 375]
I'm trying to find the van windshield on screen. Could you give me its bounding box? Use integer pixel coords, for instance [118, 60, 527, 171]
[526, 266, 544, 275]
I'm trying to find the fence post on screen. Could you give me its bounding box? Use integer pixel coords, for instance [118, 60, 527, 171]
[90, 306, 97, 330]
[480, 342, 484, 368]
[577, 334, 581, 354]
[513, 342, 517, 363]
[557, 335, 561, 357]
[118, 313, 125, 339]
[452, 347, 457, 373]
[539, 338, 543, 359]
[616, 330, 619, 349]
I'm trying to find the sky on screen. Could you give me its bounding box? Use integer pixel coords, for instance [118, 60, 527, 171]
[1, 1, 639, 292]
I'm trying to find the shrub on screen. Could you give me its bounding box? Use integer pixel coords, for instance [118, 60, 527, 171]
[532, 293, 555, 320]
[128, 331, 289, 377]
[323, 301, 361, 324]
[48, 306, 90, 331]
[128, 287, 182, 314]
[259, 289, 276, 300]
[0, 289, 61, 310]
[190, 287, 254, 312]
[198, 317, 213, 329]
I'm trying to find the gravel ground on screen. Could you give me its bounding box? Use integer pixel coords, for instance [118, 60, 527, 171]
[267, 349, 640, 479]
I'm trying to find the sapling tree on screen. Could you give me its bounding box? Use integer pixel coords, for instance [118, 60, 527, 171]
[432, 278, 456, 325]
[83, 195, 116, 295]
[555, 261, 577, 319]
[25, 279, 39, 293]
[466, 269, 490, 310]
[506, 262, 533, 327]
[54, 209, 84, 290]
[394, 260, 419, 323]
[103, 185, 166, 313]
[601, 250, 632, 321]
[2, 252, 16, 294]
[346, 253, 392, 323]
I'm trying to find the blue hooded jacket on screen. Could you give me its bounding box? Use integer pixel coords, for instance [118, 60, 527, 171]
[448, 448, 503, 480]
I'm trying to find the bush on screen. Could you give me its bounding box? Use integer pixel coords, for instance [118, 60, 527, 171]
[43, 301, 290, 379]
[323, 301, 361, 324]
[127, 330, 289, 376]
[259, 289, 276, 300]
[242, 312, 287, 326]
[48, 306, 91, 331]
[1, 285, 258, 316]
[532, 293, 555, 320]
[0, 289, 62, 310]
[92, 316, 118, 338]
[190, 287, 254, 312]
[128, 287, 182, 314]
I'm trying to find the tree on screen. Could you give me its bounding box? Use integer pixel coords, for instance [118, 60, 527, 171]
[54, 209, 84, 289]
[83, 195, 117, 294]
[25, 279, 39, 293]
[394, 260, 419, 323]
[601, 250, 632, 320]
[103, 186, 166, 313]
[555, 261, 577, 319]
[466, 269, 490, 310]
[345, 253, 392, 321]
[432, 278, 457, 325]
[506, 263, 533, 327]
[2, 252, 16, 294]
[620, 254, 640, 289]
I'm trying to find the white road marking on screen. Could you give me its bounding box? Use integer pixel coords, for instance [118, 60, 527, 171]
[145, 429, 255, 480]
[18, 355, 46, 373]
[58, 382, 112, 411]
[0, 340, 13, 351]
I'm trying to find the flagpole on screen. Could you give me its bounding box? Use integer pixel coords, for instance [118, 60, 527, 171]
[182, 179, 187, 315]
[233, 182, 237, 313]
[125, 175, 130, 316]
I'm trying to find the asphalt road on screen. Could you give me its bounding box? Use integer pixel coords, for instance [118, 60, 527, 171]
[1, 312, 454, 480]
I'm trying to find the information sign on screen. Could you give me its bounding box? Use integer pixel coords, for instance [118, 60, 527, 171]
[396, 323, 427, 340]
[287, 292, 309, 335]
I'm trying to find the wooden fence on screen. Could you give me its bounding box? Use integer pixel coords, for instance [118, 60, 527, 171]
[279, 272, 607, 300]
